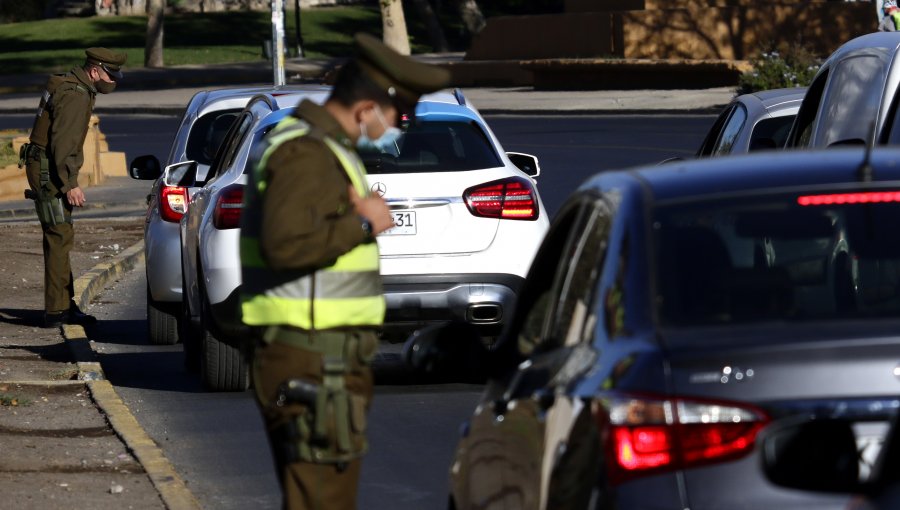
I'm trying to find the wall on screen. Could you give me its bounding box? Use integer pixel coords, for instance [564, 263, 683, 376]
[466, 2, 875, 61]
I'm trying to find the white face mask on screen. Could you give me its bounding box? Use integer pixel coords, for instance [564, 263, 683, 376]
[357, 105, 401, 153]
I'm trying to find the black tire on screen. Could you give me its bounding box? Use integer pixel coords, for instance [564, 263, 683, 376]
[199, 286, 249, 392]
[147, 284, 179, 345]
[180, 273, 201, 373]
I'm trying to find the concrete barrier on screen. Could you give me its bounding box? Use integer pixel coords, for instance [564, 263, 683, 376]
[0, 116, 126, 201]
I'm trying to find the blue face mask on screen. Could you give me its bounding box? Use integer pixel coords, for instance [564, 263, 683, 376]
[357, 105, 402, 153]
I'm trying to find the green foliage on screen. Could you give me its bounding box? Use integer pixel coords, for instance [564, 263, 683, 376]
[737, 46, 821, 94]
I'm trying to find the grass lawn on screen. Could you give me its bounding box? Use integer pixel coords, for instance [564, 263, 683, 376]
[0, 5, 442, 75]
[0, 130, 27, 168]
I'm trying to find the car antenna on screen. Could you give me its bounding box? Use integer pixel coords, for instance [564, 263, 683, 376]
[857, 120, 876, 183]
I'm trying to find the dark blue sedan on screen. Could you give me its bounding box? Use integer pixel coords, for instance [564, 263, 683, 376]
[406, 147, 900, 510]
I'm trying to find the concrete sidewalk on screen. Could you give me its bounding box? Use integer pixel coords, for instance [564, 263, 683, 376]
[0, 84, 737, 116]
[0, 57, 738, 115]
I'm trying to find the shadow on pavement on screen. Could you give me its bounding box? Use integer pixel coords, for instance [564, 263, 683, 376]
[0, 308, 44, 328]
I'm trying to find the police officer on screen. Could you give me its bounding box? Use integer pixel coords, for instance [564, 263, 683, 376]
[240, 33, 450, 509]
[23, 47, 127, 328]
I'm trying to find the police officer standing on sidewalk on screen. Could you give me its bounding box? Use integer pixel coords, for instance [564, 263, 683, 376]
[240, 33, 449, 509]
[22, 47, 127, 328]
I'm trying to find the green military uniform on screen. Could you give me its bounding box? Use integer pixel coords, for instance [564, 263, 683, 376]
[24, 47, 126, 325]
[241, 34, 449, 510]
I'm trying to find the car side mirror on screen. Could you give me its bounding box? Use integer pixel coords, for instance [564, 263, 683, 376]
[163, 160, 199, 188]
[506, 152, 541, 178]
[760, 417, 863, 494]
[129, 154, 162, 180]
[402, 321, 490, 381]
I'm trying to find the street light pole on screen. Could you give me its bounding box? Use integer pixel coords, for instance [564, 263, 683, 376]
[271, 0, 286, 86]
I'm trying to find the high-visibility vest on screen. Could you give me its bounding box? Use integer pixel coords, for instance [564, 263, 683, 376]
[240, 116, 385, 330]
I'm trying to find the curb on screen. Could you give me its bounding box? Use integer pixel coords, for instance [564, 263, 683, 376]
[61, 239, 202, 510]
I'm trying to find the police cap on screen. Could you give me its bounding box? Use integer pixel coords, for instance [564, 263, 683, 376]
[354, 33, 451, 114]
[85, 47, 127, 79]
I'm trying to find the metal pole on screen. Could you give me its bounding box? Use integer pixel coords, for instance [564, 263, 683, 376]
[295, 0, 305, 58]
[271, 0, 286, 86]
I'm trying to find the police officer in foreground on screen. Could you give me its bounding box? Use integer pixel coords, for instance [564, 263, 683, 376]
[22, 47, 126, 328]
[240, 33, 450, 509]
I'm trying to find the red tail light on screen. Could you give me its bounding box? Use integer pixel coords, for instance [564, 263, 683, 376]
[213, 184, 244, 229]
[798, 191, 900, 206]
[463, 176, 539, 220]
[595, 393, 769, 484]
[159, 186, 188, 223]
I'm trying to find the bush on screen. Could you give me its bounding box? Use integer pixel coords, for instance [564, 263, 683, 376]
[737, 45, 822, 94]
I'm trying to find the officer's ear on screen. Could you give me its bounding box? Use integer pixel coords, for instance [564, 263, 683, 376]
[353, 100, 378, 125]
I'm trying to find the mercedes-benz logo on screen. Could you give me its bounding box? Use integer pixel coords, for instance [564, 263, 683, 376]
[371, 182, 387, 197]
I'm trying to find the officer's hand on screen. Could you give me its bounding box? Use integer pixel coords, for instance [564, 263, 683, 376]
[348, 185, 393, 235]
[66, 187, 86, 207]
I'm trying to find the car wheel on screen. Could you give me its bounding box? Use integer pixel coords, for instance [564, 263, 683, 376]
[199, 284, 249, 392]
[147, 284, 179, 345]
[180, 273, 201, 373]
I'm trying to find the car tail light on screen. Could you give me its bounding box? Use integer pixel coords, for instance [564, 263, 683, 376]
[463, 176, 539, 220]
[594, 393, 769, 484]
[797, 191, 900, 206]
[213, 184, 244, 229]
[159, 186, 188, 223]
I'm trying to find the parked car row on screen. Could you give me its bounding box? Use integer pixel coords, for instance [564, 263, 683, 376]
[130, 85, 549, 391]
[400, 31, 900, 510]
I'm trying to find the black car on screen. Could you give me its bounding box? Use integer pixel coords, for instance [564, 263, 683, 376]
[405, 147, 900, 510]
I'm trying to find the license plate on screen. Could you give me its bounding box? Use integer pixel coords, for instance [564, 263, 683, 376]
[383, 211, 416, 235]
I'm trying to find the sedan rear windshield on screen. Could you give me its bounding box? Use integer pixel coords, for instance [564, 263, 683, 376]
[359, 119, 502, 174]
[655, 191, 900, 327]
[185, 109, 241, 166]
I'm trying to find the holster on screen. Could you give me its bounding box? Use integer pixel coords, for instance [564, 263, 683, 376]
[258, 329, 375, 466]
[21, 143, 68, 226]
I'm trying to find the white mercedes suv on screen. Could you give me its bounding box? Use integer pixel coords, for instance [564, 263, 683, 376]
[180, 88, 549, 390]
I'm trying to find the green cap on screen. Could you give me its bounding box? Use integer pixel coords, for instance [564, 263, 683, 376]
[354, 33, 451, 114]
[85, 47, 127, 79]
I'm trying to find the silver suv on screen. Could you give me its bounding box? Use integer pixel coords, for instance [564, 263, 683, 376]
[179, 89, 329, 391]
[129, 86, 317, 346]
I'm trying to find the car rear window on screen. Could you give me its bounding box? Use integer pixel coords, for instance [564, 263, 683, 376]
[360, 119, 502, 174]
[654, 191, 900, 327]
[185, 109, 241, 166]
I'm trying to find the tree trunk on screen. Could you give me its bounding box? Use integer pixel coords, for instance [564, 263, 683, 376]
[456, 0, 485, 36]
[145, 0, 164, 68]
[410, 0, 448, 52]
[380, 0, 411, 55]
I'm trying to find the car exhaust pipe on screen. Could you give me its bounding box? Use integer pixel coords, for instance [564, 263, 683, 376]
[467, 303, 502, 324]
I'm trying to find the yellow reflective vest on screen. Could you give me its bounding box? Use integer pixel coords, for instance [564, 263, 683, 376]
[240, 116, 385, 330]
